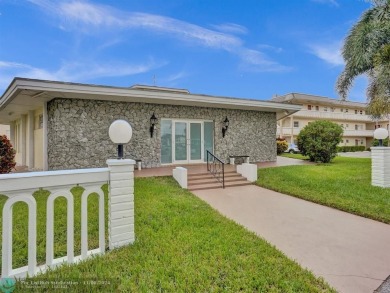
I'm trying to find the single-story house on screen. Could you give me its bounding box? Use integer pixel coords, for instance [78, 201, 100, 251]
[0, 78, 300, 171]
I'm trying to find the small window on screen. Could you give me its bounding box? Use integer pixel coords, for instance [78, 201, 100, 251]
[361, 140, 364, 145]
[345, 124, 349, 128]
[324, 107, 328, 112]
[315, 106, 319, 111]
[355, 125, 358, 130]
[341, 124, 344, 128]
[360, 110, 363, 115]
[331, 107, 335, 112]
[341, 108, 344, 112]
[346, 139, 349, 143]
[341, 139, 344, 143]
[355, 110, 358, 114]
[293, 121, 299, 128]
[308, 105, 312, 110]
[345, 109, 349, 113]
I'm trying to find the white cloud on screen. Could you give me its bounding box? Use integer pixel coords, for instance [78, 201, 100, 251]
[0, 59, 165, 90]
[211, 23, 248, 35]
[27, 0, 289, 72]
[308, 41, 344, 66]
[311, 0, 339, 7]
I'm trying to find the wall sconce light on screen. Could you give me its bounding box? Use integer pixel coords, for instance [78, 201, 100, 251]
[109, 119, 133, 159]
[150, 112, 158, 138]
[222, 116, 229, 138]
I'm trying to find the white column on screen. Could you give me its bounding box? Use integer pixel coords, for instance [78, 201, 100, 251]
[106, 159, 135, 249]
[43, 102, 48, 171]
[21, 114, 27, 166]
[371, 147, 390, 187]
[27, 111, 34, 169]
[9, 121, 15, 147]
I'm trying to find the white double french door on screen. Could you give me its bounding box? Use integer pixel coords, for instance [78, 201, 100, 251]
[173, 121, 203, 164]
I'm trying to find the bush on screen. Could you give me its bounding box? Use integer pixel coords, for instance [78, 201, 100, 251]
[276, 138, 288, 155]
[372, 137, 389, 147]
[337, 146, 366, 152]
[0, 135, 16, 174]
[297, 121, 343, 163]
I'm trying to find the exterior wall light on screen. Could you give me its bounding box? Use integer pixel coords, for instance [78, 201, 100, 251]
[222, 116, 229, 138]
[109, 119, 133, 159]
[374, 128, 388, 146]
[150, 112, 158, 138]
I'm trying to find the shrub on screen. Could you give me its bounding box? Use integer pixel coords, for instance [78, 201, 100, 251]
[297, 121, 343, 163]
[337, 145, 366, 152]
[276, 138, 288, 155]
[372, 137, 389, 147]
[0, 135, 16, 174]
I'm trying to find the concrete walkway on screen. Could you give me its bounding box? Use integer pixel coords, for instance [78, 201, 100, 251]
[193, 185, 390, 293]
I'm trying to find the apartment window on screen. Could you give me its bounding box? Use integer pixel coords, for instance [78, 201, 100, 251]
[361, 140, 364, 145]
[345, 109, 349, 113]
[308, 105, 312, 110]
[340, 108, 344, 112]
[331, 107, 335, 112]
[324, 107, 328, 112]
[355, 110, 358, 114]
[360, 110, 363, 115]
[346, 139, 349, 143]
[341, 140, 344, 143]
[315, 105, 319, 111]
[293, 121, 299, 128]
[355, 124, 358, 130]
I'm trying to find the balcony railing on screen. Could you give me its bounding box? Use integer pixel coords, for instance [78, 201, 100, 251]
[277, 128, 375, 137]
[293, 110, 374, 122]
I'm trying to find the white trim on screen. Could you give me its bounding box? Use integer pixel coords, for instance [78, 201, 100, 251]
[43, 101, 48, 171]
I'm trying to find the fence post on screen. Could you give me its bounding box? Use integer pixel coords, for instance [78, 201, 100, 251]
[106, 159, 136, 249]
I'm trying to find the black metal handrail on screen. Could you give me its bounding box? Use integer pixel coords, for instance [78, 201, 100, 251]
[206, 150, 225, 188]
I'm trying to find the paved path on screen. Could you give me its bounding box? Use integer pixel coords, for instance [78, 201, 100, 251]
[193, 185, 390, 293]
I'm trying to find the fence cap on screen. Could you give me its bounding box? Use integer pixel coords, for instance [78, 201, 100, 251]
[106, 159, 136, 166]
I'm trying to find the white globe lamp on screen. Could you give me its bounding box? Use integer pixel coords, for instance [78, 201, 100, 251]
[109, 120, 133, 159]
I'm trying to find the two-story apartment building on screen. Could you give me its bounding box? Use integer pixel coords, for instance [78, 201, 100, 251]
[272, 93, 389, 148]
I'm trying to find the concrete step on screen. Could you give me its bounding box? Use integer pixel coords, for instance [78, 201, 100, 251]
[188, 180, 252, 191]
[187, 169, 252, 191]
[189, 177, 247, 186]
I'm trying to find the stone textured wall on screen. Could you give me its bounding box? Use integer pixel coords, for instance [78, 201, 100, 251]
[47, 98, 276, 170]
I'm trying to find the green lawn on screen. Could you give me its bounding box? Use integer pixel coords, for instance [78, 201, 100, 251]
[5, 177, 333, 292]
[280, 153, 308, 160]
[258, 156, 390, 224]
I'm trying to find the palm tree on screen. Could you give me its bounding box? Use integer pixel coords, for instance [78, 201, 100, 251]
[336, 0, 390, 118]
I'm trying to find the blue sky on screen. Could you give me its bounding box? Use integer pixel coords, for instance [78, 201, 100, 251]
[0, 0, 372, 101]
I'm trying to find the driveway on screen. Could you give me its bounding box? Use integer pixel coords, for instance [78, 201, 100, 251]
[193, 185, 390, 293]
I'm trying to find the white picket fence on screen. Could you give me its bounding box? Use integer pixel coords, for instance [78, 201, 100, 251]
[0, 159, 135, 279]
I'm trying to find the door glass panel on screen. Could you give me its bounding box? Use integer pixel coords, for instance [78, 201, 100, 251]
[161, 120, 172, 164]
[190, 123, 201, 160]
[175, 122, 187, 161]
[204, 122, 214, 161]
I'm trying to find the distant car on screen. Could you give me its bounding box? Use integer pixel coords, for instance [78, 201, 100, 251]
[285, 143, 300, 154]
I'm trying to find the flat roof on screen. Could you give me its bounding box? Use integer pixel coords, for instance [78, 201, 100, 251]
[272, 93, 367, 109]
[0, 78, 301, 123]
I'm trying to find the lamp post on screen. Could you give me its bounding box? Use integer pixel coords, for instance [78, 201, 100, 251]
[371, 127, 390, 187]
[109, 120, 133, 159]
[374, 128, 388, 146]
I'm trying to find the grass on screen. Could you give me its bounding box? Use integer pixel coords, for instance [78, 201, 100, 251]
[258, 156, 390, 224]
[4, 177, 334, 292]
[280, 153, 308, 160]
